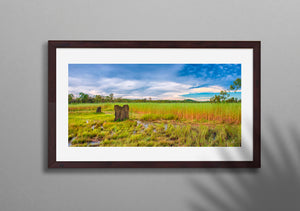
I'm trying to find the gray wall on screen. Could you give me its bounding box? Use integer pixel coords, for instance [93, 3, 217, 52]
[0, 0, 299, 210]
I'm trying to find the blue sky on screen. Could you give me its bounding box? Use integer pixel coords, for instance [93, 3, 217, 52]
[69, 64, 241, 101]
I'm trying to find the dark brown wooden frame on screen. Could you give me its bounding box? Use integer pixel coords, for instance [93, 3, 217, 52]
[48, 41, 261, 168]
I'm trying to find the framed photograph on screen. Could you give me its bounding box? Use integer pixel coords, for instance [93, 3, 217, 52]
[48, 41, 260, 168]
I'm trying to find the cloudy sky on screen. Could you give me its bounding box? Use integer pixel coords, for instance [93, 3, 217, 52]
[68, 64, 241, 101]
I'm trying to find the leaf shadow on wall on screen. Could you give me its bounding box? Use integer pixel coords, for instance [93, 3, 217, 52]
[187, 117, 300, 211]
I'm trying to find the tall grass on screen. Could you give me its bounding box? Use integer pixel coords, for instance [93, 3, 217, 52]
[68, 102, 241, 147]
[69, 102, 241, 124]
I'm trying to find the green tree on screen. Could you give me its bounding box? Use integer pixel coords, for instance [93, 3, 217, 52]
[79, 92, 89, 103]
[210, 94, 221, 103]
[94, 95, 103, 103]
[229, 78, 241, 92]
[220, 90, 230, 102]
[104, 95, 110, 102]
[109, 93, 114, 102]
[225, 97, 238, 103]
[210, 78, 241, 103]
[68, 94, 74, 104]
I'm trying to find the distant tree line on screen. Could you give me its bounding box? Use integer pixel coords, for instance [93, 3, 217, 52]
[210, 78, 241, 103]
[69, 93, 118, 104]
[68, 93, 206, 104]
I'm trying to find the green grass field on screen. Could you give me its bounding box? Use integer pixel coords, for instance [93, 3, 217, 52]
[68, 103, 241, 147]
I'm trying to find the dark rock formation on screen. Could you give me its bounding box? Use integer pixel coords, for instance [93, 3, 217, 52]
[114, 105, 129, 121]
[96, 107, 101, 113]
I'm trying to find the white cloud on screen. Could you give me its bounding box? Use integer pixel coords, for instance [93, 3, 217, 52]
[147, 81, 190, 92]
[189, 85, 224, 93]
[68, 77, 227, 101]
[68, 86, 106, 97]
[97, 78, 145, 91]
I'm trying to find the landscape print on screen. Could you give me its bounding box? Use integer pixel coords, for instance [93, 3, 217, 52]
[68, 64, 241, 147]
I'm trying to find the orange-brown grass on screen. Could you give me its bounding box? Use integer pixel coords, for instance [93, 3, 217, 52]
[69, 102, 241, 124]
